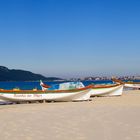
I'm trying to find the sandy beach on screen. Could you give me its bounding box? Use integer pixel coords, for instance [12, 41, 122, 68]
[0, 90, 140, 140]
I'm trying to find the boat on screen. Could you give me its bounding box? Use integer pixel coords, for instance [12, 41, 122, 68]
[89, 83, 124, 97]
[89, 79, 124, 97]
[124, 81, 140, 89]
[112, 78, 140, 89]
[41, 80, 124, 97]
[0, 83, 93, 103]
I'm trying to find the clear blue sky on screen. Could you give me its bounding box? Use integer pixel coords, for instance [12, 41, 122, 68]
[0, 0, 140, 78]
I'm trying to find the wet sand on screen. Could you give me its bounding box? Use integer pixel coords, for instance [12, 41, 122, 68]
[0, 90, 140, 140]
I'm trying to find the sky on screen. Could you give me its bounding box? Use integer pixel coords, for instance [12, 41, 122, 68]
[0, 0, 140, 78]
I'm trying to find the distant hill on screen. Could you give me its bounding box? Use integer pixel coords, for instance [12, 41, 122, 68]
[0, 66, 62, 81]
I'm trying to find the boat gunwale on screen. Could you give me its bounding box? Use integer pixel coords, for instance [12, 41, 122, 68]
[91, 83, 122, 89]
[125, 82, 140, 84]
[112, 78, 140, 85]
[0, 85, 93, 94]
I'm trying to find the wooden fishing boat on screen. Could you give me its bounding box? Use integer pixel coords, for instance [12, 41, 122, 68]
[89, 83, 124, 97]
[41, 79, 123, 97]
[112, 78, 140, 89]
[88, 78, 124, 97]
[0, 85, 93, 103]
[124, 81, 140, 89]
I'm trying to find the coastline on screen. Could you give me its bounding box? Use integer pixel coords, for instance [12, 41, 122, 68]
[0, 90, 140, 140]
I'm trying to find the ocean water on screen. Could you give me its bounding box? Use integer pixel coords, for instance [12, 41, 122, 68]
[0, 80, 113, 90]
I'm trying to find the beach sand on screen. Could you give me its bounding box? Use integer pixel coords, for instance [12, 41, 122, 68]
[0, 90, 140, 140]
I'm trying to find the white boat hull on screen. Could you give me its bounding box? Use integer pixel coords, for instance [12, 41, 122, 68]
[0, 99, 12, 104]
[124, 84, 140, 89]
[89, 85, 124, 97]
[0, 89, 91, 102]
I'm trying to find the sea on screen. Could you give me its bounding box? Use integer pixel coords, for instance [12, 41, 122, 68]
[0, 80, 140, 90]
